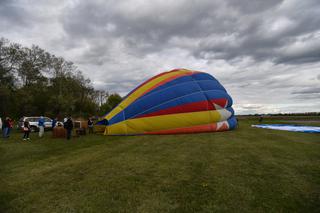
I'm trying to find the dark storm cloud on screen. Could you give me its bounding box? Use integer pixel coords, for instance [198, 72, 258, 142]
[59, 0, 320, 66]
[1, 0, 320, 113]
[60, 0, 234, 56]
[194, 0, 320, 64]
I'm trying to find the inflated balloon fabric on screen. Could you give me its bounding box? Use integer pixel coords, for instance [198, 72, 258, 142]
[100, 69, 237, 135]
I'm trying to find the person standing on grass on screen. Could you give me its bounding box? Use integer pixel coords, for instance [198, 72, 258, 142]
[38, 116, 45, 137]
[64, 117, 73, 140]
[88, 118, 94, 134]
[23, 120, 31, 140]
[2, 117, 9, 138]
[52, 117, 57, 129]
[6, 118, 13, 138]
[259, 115, 263, 123]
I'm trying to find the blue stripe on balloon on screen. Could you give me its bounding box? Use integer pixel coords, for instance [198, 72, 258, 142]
[108, 89, 233, 125]
[132, 90, 233, 119]
[139, 73, 224, 99]
[108, 72, 231, 125]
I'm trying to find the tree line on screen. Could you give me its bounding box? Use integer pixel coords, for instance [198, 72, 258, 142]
[0, 38, 122, 119]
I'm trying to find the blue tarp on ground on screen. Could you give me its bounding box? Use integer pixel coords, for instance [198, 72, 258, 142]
[252, 124, 320, 133]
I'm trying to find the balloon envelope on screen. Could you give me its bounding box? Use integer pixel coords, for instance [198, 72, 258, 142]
[99, 69, 237, 135]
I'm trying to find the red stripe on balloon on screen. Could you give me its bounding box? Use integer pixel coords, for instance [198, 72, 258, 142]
[217, 122, 229, 131]
[210, 98, 228, 108]
[145, 122, 229, 135]
[136, 98, 227, 118]
[144, 121, 229, 135]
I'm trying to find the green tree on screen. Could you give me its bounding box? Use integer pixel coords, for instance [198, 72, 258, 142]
[99, 93, 122, 115]
[0, 38, 20, 116]
[0, 37, 105, 119]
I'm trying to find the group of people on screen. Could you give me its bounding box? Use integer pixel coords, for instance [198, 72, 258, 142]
[1, 116, 95, 141]
[1, 117, 14, 138]
[20, 116, 46, 140]
[22, 116, 79, 140]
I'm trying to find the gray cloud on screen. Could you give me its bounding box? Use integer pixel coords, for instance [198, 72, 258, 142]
[0, 0, 31, 28]
[292, 87, 320, 95]
[292, 93, 320, 100]
[1, 0, 320, 114]
[59, 0, 320, 66]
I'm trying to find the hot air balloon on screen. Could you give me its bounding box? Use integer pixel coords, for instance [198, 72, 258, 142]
[98, 69, 237, 135]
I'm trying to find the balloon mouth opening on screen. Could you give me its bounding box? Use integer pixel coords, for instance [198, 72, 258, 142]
[96, 119, 109, 126]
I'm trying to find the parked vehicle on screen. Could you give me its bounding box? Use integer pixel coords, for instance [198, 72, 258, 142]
[18, 117, 53, 132]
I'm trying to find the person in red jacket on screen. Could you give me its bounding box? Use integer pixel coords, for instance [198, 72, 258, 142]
[7, 118, 14, 137]
[2, 117, 13, 138]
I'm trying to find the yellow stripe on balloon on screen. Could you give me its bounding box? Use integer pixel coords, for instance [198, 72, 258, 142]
[105, 69, 191, 120]
[106, 108, 232, 135]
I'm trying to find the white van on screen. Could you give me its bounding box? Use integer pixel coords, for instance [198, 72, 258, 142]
[18, 117, 53, 132]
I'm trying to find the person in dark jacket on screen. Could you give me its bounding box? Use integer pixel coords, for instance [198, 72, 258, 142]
[87, 118, 94, 134]
[64, 117, 73, 140]
[23, 120, 31, 140]
[2, 117, 9, 138]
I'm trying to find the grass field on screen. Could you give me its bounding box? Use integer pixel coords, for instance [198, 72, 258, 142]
[0, 119, 319, 212]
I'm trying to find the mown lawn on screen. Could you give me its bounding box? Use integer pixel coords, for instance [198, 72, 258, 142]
[0, 119, 319, 212]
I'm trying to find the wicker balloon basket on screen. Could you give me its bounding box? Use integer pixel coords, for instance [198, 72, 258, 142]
[52, 127, 67, 138]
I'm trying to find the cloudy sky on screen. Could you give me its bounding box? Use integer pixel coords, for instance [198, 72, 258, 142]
[1, 0, 320, 114]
